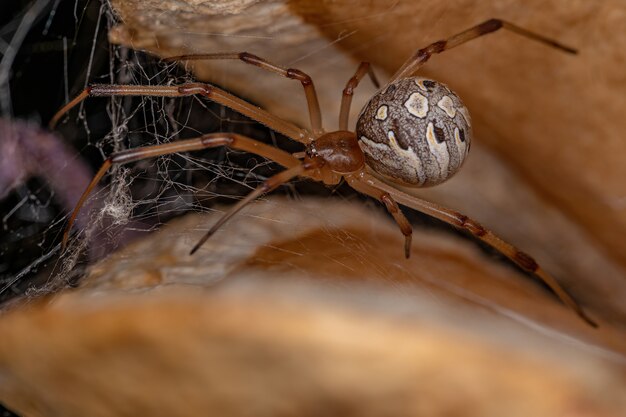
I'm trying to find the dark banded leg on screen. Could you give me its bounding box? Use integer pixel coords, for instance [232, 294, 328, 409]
[49, 83, 311, 144]
[339, 62, 380, 130]
[357, 171, 597, 327]
[390, 18, 577, 83]
[347, 174, 413, 259]
[62, 133, 302, 248]
[165, 52, 324, 135]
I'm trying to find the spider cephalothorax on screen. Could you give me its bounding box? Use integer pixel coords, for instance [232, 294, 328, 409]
[304, 130, 363, 183]
[50, 19, 596, 326]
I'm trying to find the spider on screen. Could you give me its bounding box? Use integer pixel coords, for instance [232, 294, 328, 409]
[49, 19, 595, 327]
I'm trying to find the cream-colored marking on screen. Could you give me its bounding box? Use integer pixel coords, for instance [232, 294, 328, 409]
[437, 96, 457, 118]
[426, 122, 450, 180]
[404, 92, 429, 118]
[458, 105, 472, 127]
[375, 105, 388, 121]
[454, 126, 468, 157]
[415, 78, 430, 91]
[359, 134, 425, 185]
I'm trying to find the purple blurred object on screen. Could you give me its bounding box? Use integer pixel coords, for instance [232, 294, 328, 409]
[0, 117, 94, 215]
[0, 117, 145, 259]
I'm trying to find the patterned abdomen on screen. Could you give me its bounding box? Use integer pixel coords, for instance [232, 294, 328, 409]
[356, 77, 472, 187]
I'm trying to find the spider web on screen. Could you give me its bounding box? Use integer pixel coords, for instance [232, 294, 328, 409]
[0, 0, 533, 314]
[0, 0, 333, 305]
[3, 7, 623, 409]
[0, 0, 567, 327]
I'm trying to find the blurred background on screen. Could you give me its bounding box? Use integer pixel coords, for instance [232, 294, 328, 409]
[1, 1, 625, 415]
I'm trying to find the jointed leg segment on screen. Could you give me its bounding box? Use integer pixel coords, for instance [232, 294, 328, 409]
[390, 18, 577, 82]
[62, 133, 302, 248]
[164, 52, 324, 135]
[356, 171, 596, 327]
[189, 162, 315, 255]
[49, 83, 311, 144]
[339, 62, 380, 130]
[347, 175, 413, 259]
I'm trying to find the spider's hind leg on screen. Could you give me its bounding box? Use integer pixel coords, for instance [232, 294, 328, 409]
[357, 171, 597, 327]
[390, 18, 577, 83]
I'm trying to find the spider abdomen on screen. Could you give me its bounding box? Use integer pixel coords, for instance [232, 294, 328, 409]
[356, 77, 472, 187]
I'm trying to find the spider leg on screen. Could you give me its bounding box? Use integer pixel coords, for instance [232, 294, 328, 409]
[190, 162, 313, 254]
[339, 62, 380, 130]
[346, 174, 412, 259]
[390, 18, 577, 83]
[62, 133, 301, 248]
[164, 52, 324, 135]
[49, 83, 311, 144]
[356, 171, 597, 327]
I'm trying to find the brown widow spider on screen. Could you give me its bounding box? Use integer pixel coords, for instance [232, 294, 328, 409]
[49, 19, 596, 327]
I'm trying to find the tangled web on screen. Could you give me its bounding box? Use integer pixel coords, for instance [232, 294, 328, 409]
[0, 0, 313, 304]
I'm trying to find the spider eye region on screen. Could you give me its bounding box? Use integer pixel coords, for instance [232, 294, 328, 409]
[356, 77, 472, 187]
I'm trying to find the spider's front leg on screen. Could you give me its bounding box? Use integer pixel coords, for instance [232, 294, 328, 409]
[352, 171, 597, 328]
[49, 83, 311, 144]
[190, 159, 321, 254]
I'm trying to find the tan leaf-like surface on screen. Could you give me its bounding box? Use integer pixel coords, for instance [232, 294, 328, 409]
[1, 199, 625, 416]
[105, 0, 626, 323]
[3, 1, 626, 415]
